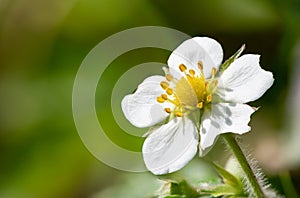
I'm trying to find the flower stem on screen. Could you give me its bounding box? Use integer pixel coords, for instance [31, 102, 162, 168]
[222, 134, 264, 198]
[280, 171, 298, 198]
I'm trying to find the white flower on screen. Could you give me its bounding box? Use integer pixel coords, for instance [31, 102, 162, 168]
[121, 37, 274, 175]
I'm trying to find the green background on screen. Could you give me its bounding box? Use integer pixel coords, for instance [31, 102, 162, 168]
[0, 0, 299, 197]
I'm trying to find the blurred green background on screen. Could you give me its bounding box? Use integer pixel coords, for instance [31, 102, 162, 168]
[1, 0, 300, 197]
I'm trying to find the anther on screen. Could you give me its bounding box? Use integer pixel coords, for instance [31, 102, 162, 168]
[214, 80, 218, 87]
[198, 61, 203, 70]
[166, 74, 173, 81]
[186, 74, 193, 81]
[166, 88, 173, 95]
[161, 94, 168, 100]
[197, 102, 203, 109]
[189, 69, 195, 75]
[164, 108, 171, 113]
[179, 64, 187, 72]
[156, 96, 165, 103]
[212, 67, 216, 77]
[175, 111, 183, 117]
[206, 94, 212, 102]
[160, 81, 169, 89]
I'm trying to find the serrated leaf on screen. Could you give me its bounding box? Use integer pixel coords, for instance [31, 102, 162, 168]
[212, 162, 242, 189]
[219, 44, 245, 73]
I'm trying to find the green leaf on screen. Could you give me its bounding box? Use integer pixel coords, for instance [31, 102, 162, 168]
[219, 44, 245, 73]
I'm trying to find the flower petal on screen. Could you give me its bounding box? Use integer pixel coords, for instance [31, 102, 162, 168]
[217, 54, 274, 103]
[121, 75, 171, 128]
[168, 37, 223, 78]
[199, 103, 255, 155]
[142, 117, 198, 175]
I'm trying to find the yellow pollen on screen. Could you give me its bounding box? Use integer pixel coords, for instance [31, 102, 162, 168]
[160, 81, 169, 89]
[164, 108, 171, 113]
[156, 96, 165, 103]
[206, 94, 212, 102]
[189, 69, 195, 75]
[197, 102, 203, 109]
[161, 94, 168, 100]
[179, 64, 187, 72]
[166, 74, 173, 81]
[198, 61, 203, 70]
[166, 88, 173, 95]
[175, 111, 183, 117]
[212, 67, 216, 76]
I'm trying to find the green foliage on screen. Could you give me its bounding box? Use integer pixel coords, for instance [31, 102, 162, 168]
[153, 160, 247, 198]
[212, 162, 243, 190]
[200, 162, 245, 197]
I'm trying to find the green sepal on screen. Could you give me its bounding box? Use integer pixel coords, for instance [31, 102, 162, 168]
[169, 180, 200, 197]
[212, 162, 242, 187]
[211, 162, 244, 196]
[201, 184, 240, 197]
[219, 44, 245, 73]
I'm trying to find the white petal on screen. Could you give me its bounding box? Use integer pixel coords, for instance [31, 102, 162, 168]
[121, 75, 171, 128]
[217, 54, 274, 103]
[168, 37, 223, 78]
[199, 103, 255, 155]
[142, 117, 198, 175]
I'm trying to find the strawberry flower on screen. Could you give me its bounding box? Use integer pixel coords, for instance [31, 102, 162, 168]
[121, 37, 274, 175]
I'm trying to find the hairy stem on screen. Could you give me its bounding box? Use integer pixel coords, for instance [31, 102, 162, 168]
[222, 133, 264, 198]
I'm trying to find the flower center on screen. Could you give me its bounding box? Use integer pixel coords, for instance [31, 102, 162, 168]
[156, 61, 218, 117]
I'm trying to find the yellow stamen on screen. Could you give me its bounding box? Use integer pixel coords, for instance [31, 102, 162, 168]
[206, 94, 212, 102]
[186, 74, 193, 81]
[198, 61, 203, 70]
[175, 111, 183, 117]
[156, 96, 165, 103]
[179, 64, 187, 72]
[164, 108, 171, 113]
[166, 74, 173, 81]
[166, 88, 173, 95]
[197, 102, 203, 109]
[156, 60, 217, 115]
[160, 81, 169, 89]
[161, 94, 168, 100]
[166, 98, 180, 106]
[189, 69, 195, 75]
[214, 80, 218, 87]
[212, 67, 216, 77]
